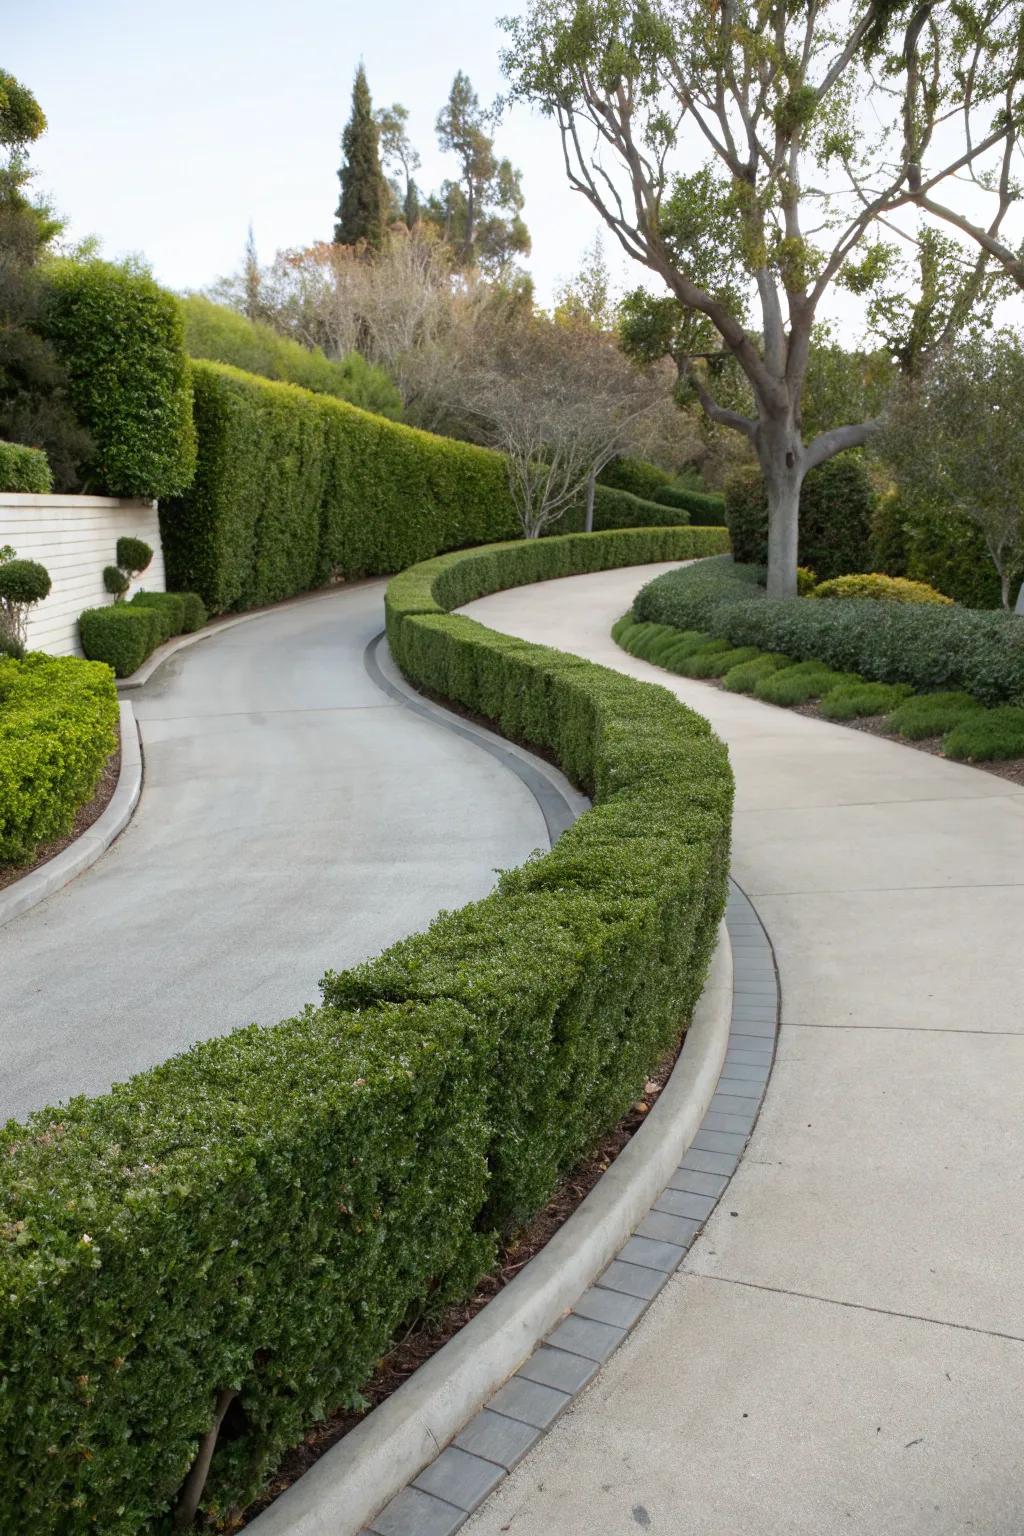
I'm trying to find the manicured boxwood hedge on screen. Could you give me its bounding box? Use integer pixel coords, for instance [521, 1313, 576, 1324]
[160, 362, 719, 616]
[634, 558, 1024, 706]
[79, 589, 207, 677]
[652, 482, 727, 524]
[0, 653, 118, 862]
[42, 259, 197, 499]
[0, 528, 732, 1534]
[0, 440, 52, 493]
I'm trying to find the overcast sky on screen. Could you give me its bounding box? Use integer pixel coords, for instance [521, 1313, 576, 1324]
[7, 0, 1022, 337]
[7, 0, 623, 307]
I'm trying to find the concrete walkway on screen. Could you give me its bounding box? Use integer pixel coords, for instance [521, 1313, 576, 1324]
[459, 565, 1024, 1536]
[0, 585, 547, 1123]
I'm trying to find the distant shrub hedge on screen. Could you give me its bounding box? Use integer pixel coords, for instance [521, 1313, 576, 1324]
[179, 294, 402, 420]
[161, 362, 726, 616]
[1, 529, 733, 1532]
[724, 455, 873, 577]
[598, 454, 672, 500]
[634, 559, 1024, 706]
[0, 440, 52, 493]
[0, 653, 118, 862]
[42, 259, 197, 499]
[652, 482, 727, 524]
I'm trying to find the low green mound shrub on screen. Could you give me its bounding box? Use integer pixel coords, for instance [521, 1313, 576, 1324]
[724, 455, 874, 577]
[3, 529, 733, 1532]
[633, 556, 763, 632]
[42, 259, 197, 498]
[677, 642, 760, 679]
[79, 604, 162, 676]
[811, 573, 952, 605]
[180, 294, 403, 419]
[942, 706, 1024, 762]
[0, 440, 52, 493]
[886, 690, 983, 740]
[721, 653, 791, 693]
[754, 661, 857, 706]
[129, 590, 185, 642]
[819, 681, 912, 720]
[0, 653, 118, 862]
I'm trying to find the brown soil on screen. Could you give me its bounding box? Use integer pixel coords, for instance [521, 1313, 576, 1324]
[233, 1042, 682, 1530]
[0, 745, 121, 892]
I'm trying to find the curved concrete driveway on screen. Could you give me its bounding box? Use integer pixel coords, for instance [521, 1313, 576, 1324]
[0, 585, 547, 1124]
[459, 566, 1024, 1536]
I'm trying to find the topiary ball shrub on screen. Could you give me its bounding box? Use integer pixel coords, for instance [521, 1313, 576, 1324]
[886, 691, 983, 740]
[0, 557, 52, 657]
[0, 440, 53, 494]
[79, 604, 162, 676]
[102, 564, 129, 598]
[811, 573, 952, 605]
[724, 454, 874, 578]
[942, 706, 1024, 762]
[115, 536, 153, 576]
[819, 681, 913, 720]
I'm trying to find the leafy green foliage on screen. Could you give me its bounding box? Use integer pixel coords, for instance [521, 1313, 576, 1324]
[0, 553, 51, 656]
[811, 572, 952, 604]
[78, 604, 162, 677]
[128, 590, 184, 642]
[41, 259, 197, 497]
[754, 661, 858, 706]
[819, 680, 912, 719]
[0, 440, 51, 492]
[598, 455, 671, 500]
[942, 706, 1024, 762]
[1, 530, 732, 1531]
[724, 455, 874, 578]
[0, 652, 117, 861]
[633, 555, 764, 631]
[162, 360, 730, 615]
[886, 690, 983, 740]
[180, 295, 402, 419]
[335, 64, 390, 249]
[101, 564, 128, 598]
[113, 537, 152, 576]
[651, 482, 726, 523]
[178, 591, 207, 633]
[721, 652, 792, 693]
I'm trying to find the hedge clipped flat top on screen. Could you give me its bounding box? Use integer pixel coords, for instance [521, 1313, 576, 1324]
[0, 527, 732, 1535]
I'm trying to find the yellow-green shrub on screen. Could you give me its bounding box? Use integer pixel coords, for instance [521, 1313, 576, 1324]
[811, 572, 953, 605]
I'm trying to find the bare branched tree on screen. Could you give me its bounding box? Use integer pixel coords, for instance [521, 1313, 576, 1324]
[501, 0, 1024, 595]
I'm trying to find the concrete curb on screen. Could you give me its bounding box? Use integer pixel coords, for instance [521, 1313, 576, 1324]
[248, 922, 733, 1536]
[0, 700, 142, 929]
[117, 585, 372, 690]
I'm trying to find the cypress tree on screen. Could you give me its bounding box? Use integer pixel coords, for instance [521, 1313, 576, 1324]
[334, 65, 389, 250]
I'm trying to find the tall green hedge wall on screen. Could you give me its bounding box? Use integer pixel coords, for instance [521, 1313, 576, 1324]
[0, 529, 732, 1534]
[159, 362, 717, 615]
[42, 260, 197, 499]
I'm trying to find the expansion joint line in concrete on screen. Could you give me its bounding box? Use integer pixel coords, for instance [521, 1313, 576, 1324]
[350, 876, 781, 1536]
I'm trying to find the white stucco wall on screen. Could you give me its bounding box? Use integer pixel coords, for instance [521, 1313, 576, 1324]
[0, 494, 165, 657]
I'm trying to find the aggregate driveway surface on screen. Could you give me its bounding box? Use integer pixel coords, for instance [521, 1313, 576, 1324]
[458, 564, 1024, 1536]
[0, 583, 547, 1122]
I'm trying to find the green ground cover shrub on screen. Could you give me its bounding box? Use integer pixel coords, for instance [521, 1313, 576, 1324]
[180, 294, 402, 419]
[0, 653, 118, 862]
[42, 260, 197, 498]
[2, 529, 733, 1534]
[885, 691, 983, 740]
[78, 604, 162, 676]
[722, 653, 791, 692]
[634, 559, 1024, 706]
[677, 642, 761, 679]
[753, 661, 857, 706]
[942, 706, 1024, 762]
[819, 681, 912, 720]
[724, 455, 873, 577]
[811, 573, 951, 605]
[0, 440, 52, 493]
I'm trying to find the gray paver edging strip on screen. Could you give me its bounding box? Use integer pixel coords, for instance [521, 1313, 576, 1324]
[0, 700, 142, 929]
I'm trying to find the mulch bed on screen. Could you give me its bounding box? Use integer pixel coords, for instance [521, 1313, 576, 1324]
[0, 745, 121, 893]
[789, 700, 1024, 786]
[234, 1042, 682, 1529]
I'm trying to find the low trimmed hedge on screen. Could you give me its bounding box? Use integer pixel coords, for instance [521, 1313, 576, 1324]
[129, 590, 185, 642]
[0, 653, 118, 862]
[0, 440, 52, 493]
[652, 482, 727, 524]
[79, 589, 206, 676]
[634, 559, 1024, 706]
[1, 528, 732, 1532]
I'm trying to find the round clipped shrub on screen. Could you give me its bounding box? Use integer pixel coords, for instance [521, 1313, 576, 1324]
[179, 591, 208, 633]
[115, 536, 153, 576]
[755, 661, 859, 706]
[103, 564, 129, 598]
[0, 558, 51, 605]
[886, 690, 983, 740]
[79, 603, 161, 676]
[0, 440, 53, 494]
[811, 573, 952, 605]
[819, 681, 913, 720]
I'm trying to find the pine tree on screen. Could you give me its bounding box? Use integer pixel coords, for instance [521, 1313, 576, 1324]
[334, 65, 389, 250]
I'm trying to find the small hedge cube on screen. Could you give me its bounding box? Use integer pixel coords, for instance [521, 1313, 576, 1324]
[79, 604, 161, 676]
[129, 590, 185, 642]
